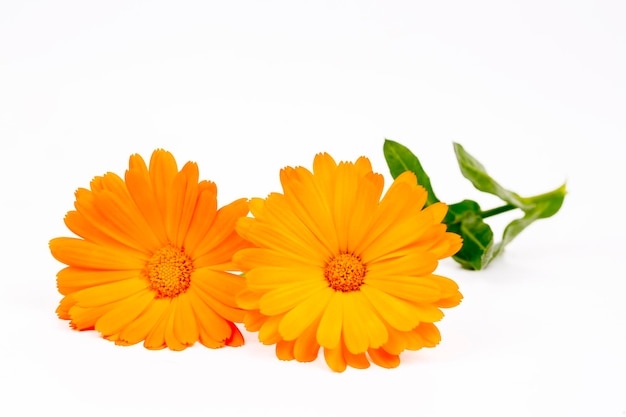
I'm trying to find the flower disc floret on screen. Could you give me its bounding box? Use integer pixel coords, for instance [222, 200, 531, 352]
[324, 252, 366, 292]
[145, 245, 194, 298]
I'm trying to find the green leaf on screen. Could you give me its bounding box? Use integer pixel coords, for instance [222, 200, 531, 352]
[381, 140, 566, 270]
[445, 200, 495, 270]
[451, 142, 567, 269]
[383, 139, 439, 206]
[489, 183, 567, 261]
[453, 142, 530, 210]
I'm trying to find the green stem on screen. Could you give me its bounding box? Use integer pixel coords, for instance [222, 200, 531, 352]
[480, 204, 517, 219]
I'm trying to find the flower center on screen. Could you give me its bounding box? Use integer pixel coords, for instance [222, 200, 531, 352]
[324, 252, 366, 292]
[144, 245, 194, 299]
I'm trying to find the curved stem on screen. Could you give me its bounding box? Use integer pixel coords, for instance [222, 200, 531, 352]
[480, 204, 517, 219]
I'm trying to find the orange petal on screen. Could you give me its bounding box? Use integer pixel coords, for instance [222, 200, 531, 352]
[323, 346, 347, 373]
[364, 275, 442, 304]
[342, 292, 388, 354]
[242, 309, 266, 332]
[56, 267, 140, 295]
[50, 237, 146, 270]
[343, 343, 371, 369]
[368, 347, 400, 369]
[293, 318, 321, 363]
[117, 298, 170, 346]
[190, 198, 249, 262]
[256, 192, 333, 258]
[414, 322, 441, 347]
[182, 181, 218, 254]
[276, 339, 295, 361]
[316, 291, 343, 349]
[225, 323, 244, 347]
[259, 279, 327, 316]
[166, 161, 200, 247]
[382, 325, 409, 355]
[70, 278, 148, 308]
[258, 314, 283, 345]
[278, 287, 332, 340]
[193, 231, 251, 270]
[188, 289, 232, 346]
[172, 294, 199, 347]
[360, 285, 425, 331]
[125, 153, 169, 244]
[234, 248, 316, 271]
[94, 290, 155, 337]
[279, 166, 338, 253]
[143, 299, 173, 350]
[148, 149, 179, 222]
[245, 266, 324, 290]
[365, 251, 438, 277]
[164, 298, 188, 351]
[346, 172, 384, 251]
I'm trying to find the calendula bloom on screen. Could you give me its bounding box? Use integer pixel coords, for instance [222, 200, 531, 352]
[235, 153, 463, 372]
[50, 150, 250, 350]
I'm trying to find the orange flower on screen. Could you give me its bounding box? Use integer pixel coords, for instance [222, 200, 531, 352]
[50, 150, 250, 350]
[235, 153, 462, 372]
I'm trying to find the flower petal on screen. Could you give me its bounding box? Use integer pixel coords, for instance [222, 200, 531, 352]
[148, 149, 179, 220]
[125, 153, 169, 244]
[182, 181, 218, 254]
[70, 278, 148, 308]
[258, 314, 283, 345]
[323, 346, 347, 373]
[364, 275, 442, 303]
[166, 161, 200, 247]
[278, 287, 333, 341]
[94, 289, 155, 336]
[144, 300, 174, 350]
[50, 237, 146, 270]
[368, 347, 400, 369]
[246, 266, 324, 290]
[259, 279, 328, 316]
[342, 292, 388, 354]
[365, 250, 438, 277]
[276, 339, 296, 361]
[188, 289, 233, 346]
[172, 294, 199, 347]
[56, 267, 140, 295]
[191, 198, 249, 263]
[117, 298, 170, 346]
[293, 319, 321, 363]
[234, 248, 316, 271]
[361, 285, 434, 331]
[343, 343, 371, 369]
[316, 291, 343, 349]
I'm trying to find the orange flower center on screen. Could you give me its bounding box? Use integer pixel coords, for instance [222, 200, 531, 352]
[145, 245, 194, 299]
[324, 252, 366, 292]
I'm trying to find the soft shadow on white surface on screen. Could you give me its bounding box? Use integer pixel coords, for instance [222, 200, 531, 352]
[1, 1, 624, 416]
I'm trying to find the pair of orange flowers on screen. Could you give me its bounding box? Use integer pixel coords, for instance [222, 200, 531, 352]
[50, 149, 462, 372]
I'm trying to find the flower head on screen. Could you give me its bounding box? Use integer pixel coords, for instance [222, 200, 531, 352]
[235, 153, 462, 372]
[50, 150, 250, 350]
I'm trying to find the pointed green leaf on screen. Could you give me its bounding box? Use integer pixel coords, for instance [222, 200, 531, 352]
[488, 183, 567, 261]
[445, 200, 495, 270]
[453, 142, 530, 209]
[384, 139, 439, 206]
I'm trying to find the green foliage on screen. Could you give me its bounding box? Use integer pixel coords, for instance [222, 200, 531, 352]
[383, 139, 566, 270]
[383, 139, 439, 206]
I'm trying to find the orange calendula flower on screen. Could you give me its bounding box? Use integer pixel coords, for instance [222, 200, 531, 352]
[50, 150, 250, 350]
[235, 153, 463, 372]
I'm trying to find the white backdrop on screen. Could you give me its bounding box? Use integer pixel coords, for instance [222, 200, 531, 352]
[1, 1, 624, 416]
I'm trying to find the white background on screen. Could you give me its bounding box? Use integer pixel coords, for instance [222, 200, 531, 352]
[1, 1, 624, 416]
